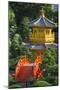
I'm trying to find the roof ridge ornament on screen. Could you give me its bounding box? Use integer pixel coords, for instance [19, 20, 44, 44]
[40, 7, 45, 17]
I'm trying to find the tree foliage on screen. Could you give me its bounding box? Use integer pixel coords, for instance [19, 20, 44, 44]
[33, 80, 51, 87]
[18, 17, 30, 41]
[42, 48, 58, 85]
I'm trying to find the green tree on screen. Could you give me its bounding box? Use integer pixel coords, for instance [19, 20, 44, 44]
[42, 47, 58, 85]
[19, 17, 30, 41]
[10, 33, 22, 58]
[33, 80, 51, 87]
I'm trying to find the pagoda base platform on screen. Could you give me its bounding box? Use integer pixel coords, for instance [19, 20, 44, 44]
[25, 43, 58, 50]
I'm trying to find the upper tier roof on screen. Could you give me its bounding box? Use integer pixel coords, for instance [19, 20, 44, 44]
[29, 8, 57, 28]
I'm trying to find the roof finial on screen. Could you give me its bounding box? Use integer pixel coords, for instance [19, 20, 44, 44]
[40, 7, 45, 17]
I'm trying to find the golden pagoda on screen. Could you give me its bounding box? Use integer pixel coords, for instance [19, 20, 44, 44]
[25, 8, 57, 60]
[29, 8, 56, 45]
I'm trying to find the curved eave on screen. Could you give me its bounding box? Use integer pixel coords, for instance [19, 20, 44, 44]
[29, 25, 56, 28]
[29, 16, 57, 28]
